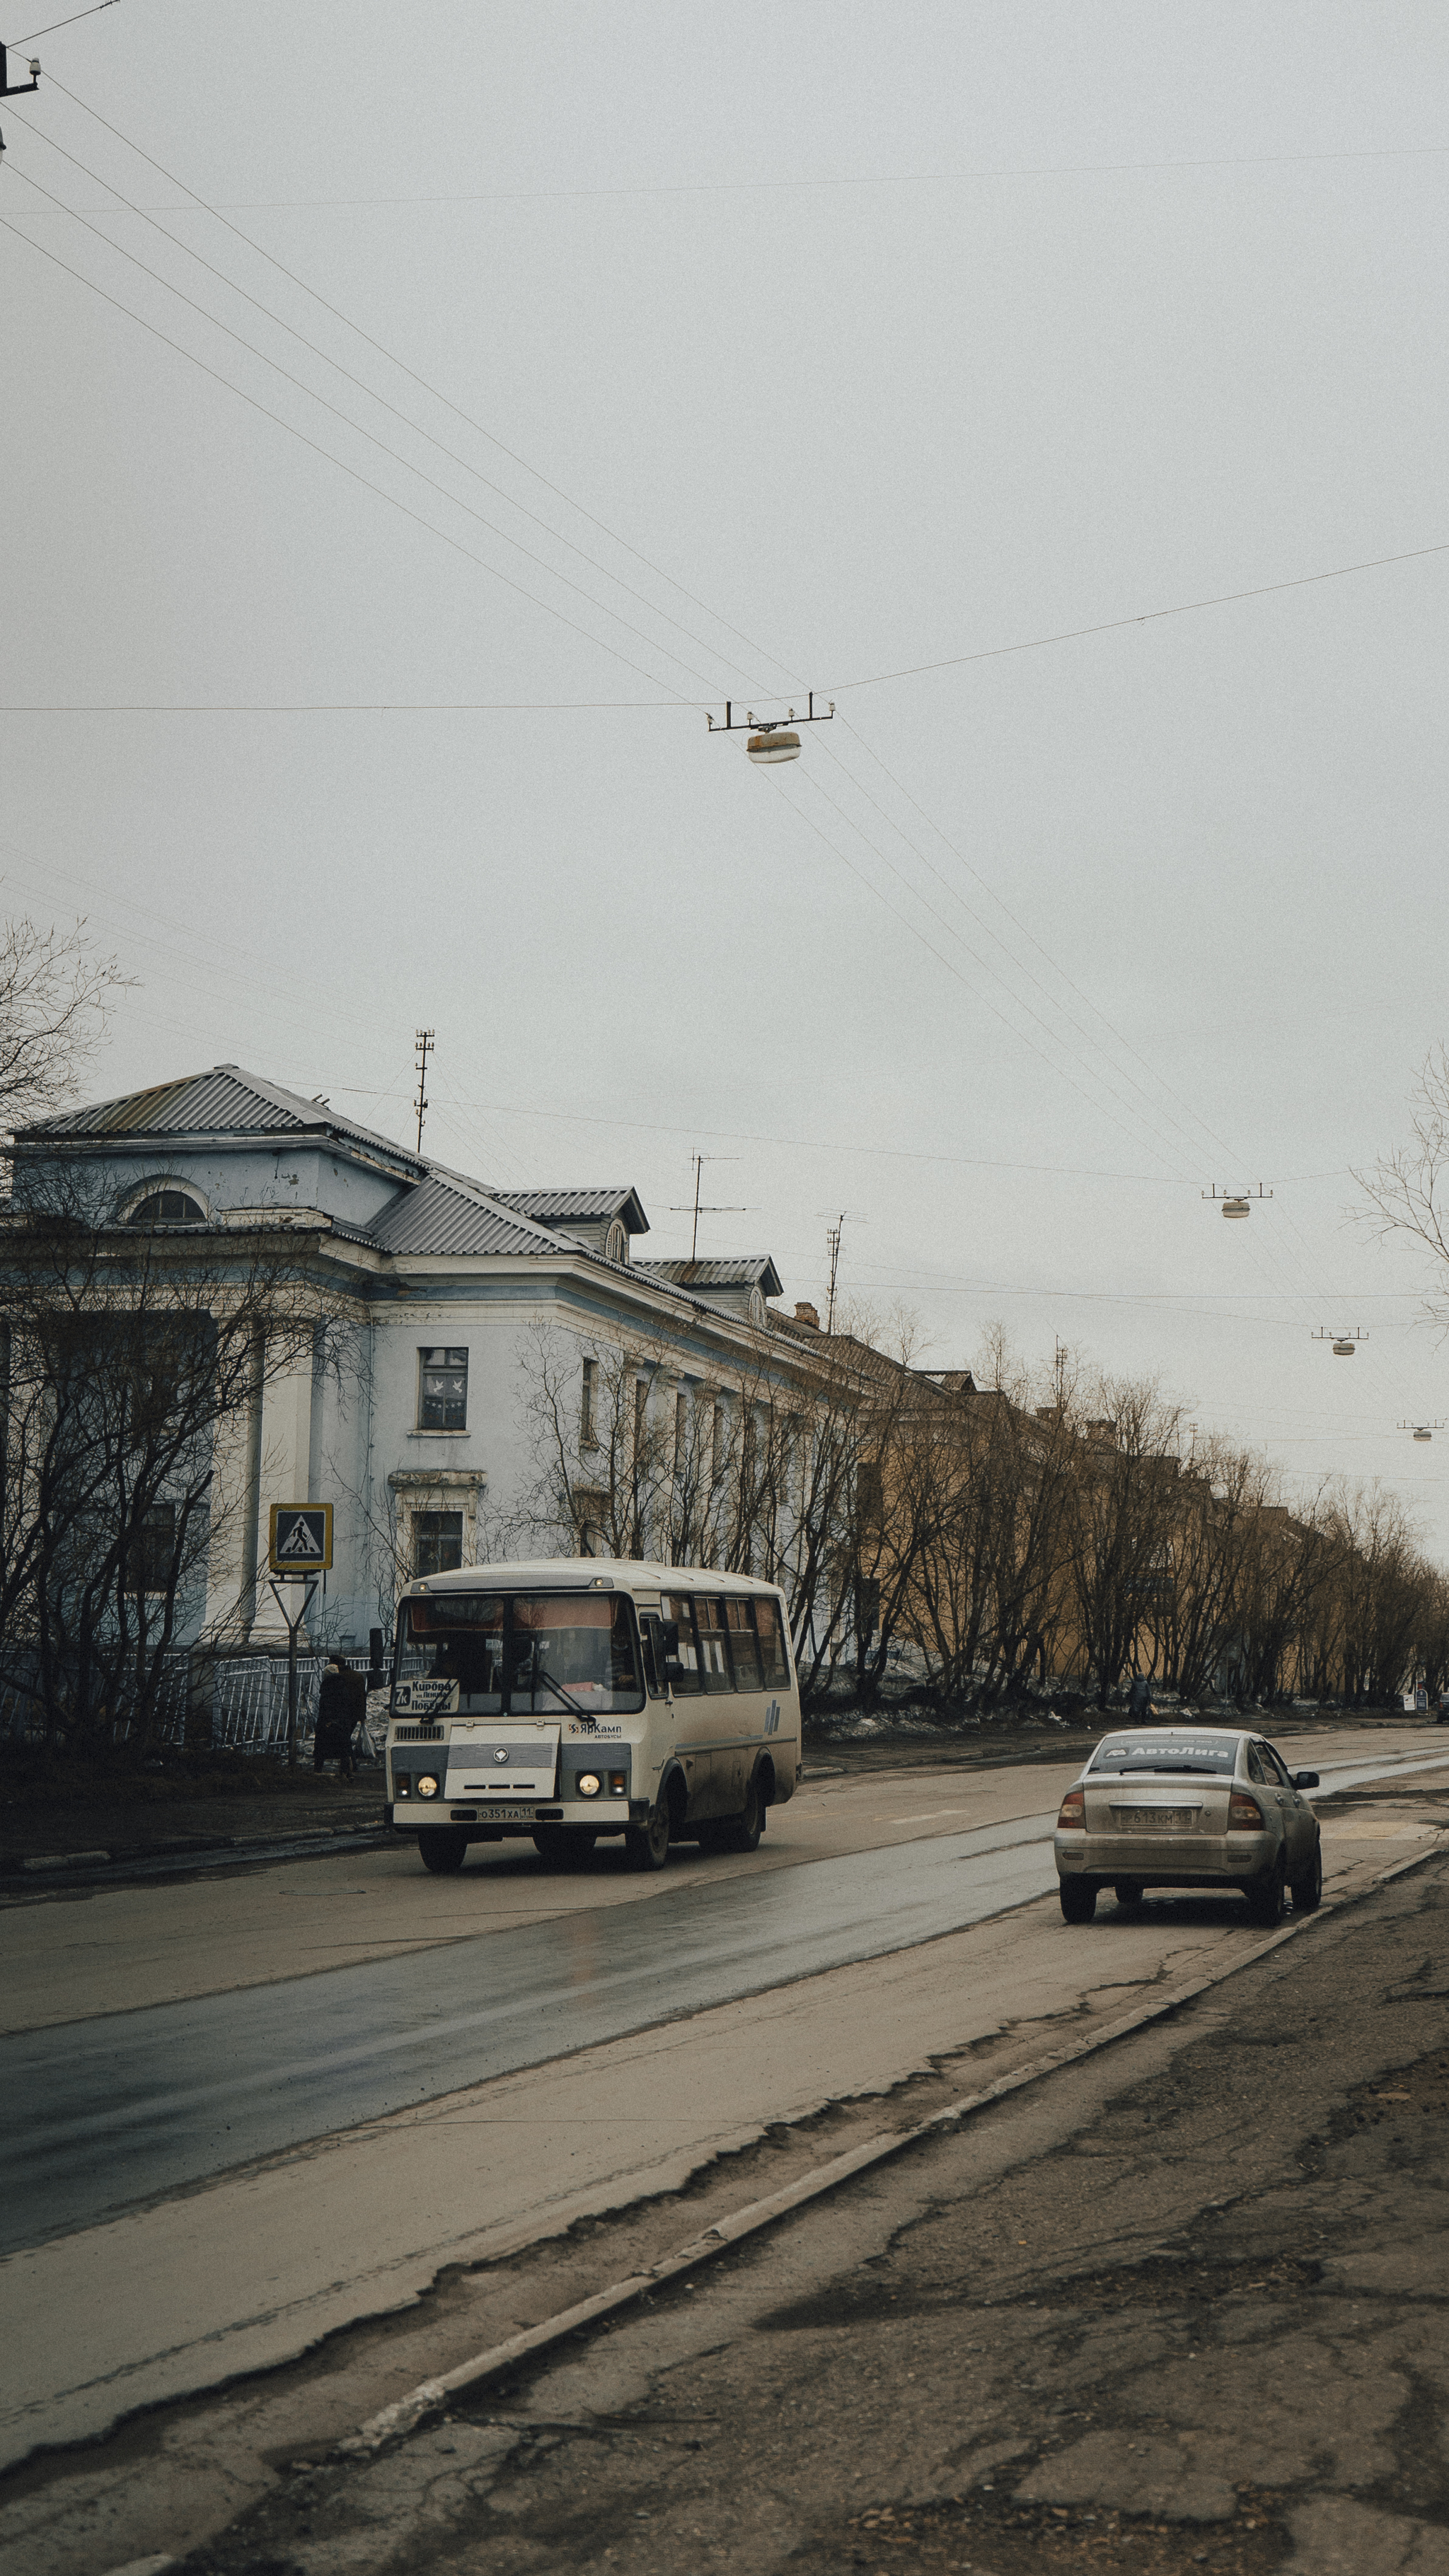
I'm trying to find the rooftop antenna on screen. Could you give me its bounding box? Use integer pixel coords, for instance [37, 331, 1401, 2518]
[413, 1028, 434, 1154]
[669, 1154, 747, 1260]
[818, 1209, 867, 1334]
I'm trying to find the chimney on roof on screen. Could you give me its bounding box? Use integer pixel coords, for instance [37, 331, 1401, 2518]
[795, 1300, 820, 1328]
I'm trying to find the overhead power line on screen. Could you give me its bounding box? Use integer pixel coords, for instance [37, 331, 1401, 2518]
[0, 207, 705, 703]
[824, 540, 1449, 695]
[3, 146, 730, 700]
[26, 134, 1449, 212]
[33, 67, 802, 697]
[9, 106, 776, 692]
[5, 1, 117, 40]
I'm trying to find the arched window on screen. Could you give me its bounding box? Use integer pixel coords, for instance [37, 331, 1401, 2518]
[129, 1190, 206, 1226]
[605, 1219, 628, 1265]
[748, 1286, 767, 1328]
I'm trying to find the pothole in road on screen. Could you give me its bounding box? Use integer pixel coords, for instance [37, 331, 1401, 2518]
[790, 2490, 1288, 2573]
[751, 2253, 1320, 2333]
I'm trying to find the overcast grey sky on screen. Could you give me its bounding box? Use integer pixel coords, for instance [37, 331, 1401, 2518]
[5, 2, 1449, 1541]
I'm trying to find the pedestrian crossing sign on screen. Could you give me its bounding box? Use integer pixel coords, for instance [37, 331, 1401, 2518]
[268, 1504, 333, 1574]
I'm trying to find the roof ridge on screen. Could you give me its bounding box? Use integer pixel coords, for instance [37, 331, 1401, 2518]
[414, 1162, 598, 1257]
[214, 1064, 425, 1168]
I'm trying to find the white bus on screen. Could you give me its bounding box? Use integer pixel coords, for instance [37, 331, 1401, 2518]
[386, 1557, 802, 1874]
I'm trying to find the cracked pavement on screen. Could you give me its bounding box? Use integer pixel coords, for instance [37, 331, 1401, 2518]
[73, 1849, 1447, 2576]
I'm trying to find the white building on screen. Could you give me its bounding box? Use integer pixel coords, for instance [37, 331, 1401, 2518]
[20, 1064, 802, 1649]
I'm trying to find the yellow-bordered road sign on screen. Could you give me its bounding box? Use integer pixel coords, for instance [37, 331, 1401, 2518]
[268, 1504, 333, 1574]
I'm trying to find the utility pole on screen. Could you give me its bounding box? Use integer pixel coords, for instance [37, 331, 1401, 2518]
[413, 1028, 434, 1153]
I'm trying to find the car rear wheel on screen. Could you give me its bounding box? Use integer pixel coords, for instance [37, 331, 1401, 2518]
[1060, 1877, 1097, 1923]
[1291, 1837, 1323, 1914]
[1114, 1881, 1145, 1913]
[419, 1826, 468, 1874]
[1246, 1852, 1286, 1926]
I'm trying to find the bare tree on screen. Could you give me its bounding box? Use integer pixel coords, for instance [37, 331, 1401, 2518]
[0, 1164, 352, 1750]
[0, 917, 126, 1149]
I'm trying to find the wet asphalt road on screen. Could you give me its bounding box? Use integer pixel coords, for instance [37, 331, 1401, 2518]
[2, 1811, 1054, 2252]
[6, 1747, 1446, 2257]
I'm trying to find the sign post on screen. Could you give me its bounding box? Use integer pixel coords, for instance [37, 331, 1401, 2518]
[267, 1507, 333, 1766]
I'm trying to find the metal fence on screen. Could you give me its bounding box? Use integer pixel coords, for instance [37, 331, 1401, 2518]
[0, 1647, 391, 1757]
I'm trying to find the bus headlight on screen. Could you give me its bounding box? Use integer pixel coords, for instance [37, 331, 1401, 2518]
[576, 1773, 601, 1798]
[417, 1774, 440, 1799]
[395, 1773, 411, 1797]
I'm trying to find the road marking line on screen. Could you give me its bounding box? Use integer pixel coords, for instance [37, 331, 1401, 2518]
[336, 1835, 1445, 2463]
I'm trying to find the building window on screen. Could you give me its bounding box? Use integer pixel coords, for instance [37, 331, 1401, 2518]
[581, 1357, 597, 1448]
[412, 1509, 463, 1577]
[606, 1219, 628, 1265]
[634, 1376, 649, 1454]
[858, 1460, 884, 1531]
[129, 1190, 204, 1226]
[127, 1503, 176, 1594]
[418, 1347, 468, 1431]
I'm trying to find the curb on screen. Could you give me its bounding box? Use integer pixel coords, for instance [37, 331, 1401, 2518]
[342, 1842, 1446, 2461]
[0, 1824, 391, 1893]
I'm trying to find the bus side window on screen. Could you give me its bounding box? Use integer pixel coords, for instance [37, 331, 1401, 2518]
[695, 1596, 732, 1692]
[609, 1598, 642, 1695]
[724, 1598, 763, 1689]
[639, 1613, 667, 1698]
[662, 1594, 703, 1693]
[754, 1595, 790, 1686]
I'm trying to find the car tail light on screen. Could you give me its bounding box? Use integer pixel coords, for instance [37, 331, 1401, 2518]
[1228, 1790, 1264, 1831]
[1057, 1787, 1085, 1828]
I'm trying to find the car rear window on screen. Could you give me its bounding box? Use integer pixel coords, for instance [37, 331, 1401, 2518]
[1091, 1735, 1240, 1775]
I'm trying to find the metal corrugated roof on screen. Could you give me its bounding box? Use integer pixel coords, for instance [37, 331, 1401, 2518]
[28, 1064, 423, 1172]
[490, 1188, 649, 1234]
[369, 1173, 592, 1260]
[636, 1256, 784, 1297]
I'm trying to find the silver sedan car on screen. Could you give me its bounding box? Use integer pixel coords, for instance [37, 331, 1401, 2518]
[1054, 1723, 1322, 1924]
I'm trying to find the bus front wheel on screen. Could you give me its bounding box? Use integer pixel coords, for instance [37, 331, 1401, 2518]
[625, 1799, 671, 1872]
[418, 1827, 468, 1875]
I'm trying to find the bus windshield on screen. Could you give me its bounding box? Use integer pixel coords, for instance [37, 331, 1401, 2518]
[394, 1591, 644, 1716]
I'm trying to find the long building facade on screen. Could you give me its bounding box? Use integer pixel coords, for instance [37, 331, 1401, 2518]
[18, 1064, 799, 1653]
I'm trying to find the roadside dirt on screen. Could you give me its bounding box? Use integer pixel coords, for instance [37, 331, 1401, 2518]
[0, 1762, 386, 1875]
[50, 1847, 1445, 2576]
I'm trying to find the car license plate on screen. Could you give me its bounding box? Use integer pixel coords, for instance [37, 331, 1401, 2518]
[1110, 1807, 1199, 1833]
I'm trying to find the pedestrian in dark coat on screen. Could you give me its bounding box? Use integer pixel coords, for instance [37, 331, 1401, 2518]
[315, 1655, 366, 1776]
[1127, 1673, 1156, 1724]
